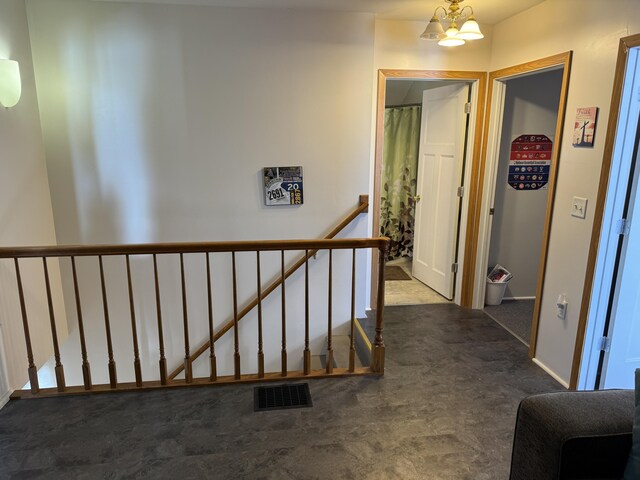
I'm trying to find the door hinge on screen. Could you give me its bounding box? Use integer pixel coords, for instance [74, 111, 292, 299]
[599, 336, 612, 353]
[451, 263, 459, 273]
[464, 102, 472, 114]
[489, 207, 495, 216]
[617, 218, 630, 235]
[457, 186, 464, 198]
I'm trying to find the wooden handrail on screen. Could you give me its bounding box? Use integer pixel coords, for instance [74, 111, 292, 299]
[0, 237, 387, 258]
[167, 195, 371, 380]
[6, 194, 387, 398]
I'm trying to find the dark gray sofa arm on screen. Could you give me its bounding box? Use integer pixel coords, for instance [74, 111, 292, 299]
[509, 390, 635, 480]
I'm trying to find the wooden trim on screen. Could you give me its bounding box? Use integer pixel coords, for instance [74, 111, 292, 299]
[488, 52, 573, 81]
[0, 234, 380, 258]
[467, 52, 572, 359]
[380, 69, 487, 80]
[461, 73, 488, 307]
[371, 69, 487, 308]
[569, 34, 640, 390]
[11, 367, 377, 400]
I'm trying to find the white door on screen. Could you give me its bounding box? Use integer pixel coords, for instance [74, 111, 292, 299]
[602, 157, 640, 389]
[412, 83, 469, 299]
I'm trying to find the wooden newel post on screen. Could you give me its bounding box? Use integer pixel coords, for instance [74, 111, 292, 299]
[371, 240, 388, 374]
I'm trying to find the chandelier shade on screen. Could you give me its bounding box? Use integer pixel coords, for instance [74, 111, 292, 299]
[458, 17, 484, 40]
[420, 16, 446, 40]
[438, 24, 466, 47]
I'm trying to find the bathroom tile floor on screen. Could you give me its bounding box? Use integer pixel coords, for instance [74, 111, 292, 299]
[385, 258, 451, 306]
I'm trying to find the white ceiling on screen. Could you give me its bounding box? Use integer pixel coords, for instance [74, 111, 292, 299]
[90, 0, 545, 24]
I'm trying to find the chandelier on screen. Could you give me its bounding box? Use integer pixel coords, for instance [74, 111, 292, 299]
[420, 0, 484, 47]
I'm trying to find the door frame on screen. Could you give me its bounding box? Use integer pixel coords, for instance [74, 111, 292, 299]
[571, 34, 640, 390]
[471, 52, 573, 360]
[371, 69, 487, 308]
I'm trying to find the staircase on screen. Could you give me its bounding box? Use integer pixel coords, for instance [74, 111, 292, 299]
[1, 197, 388, 399]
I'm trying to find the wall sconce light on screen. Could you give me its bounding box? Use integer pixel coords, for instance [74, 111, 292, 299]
[0, 59, 22, 108]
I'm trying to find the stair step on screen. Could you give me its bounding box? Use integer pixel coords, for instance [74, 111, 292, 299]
[331, 335, 362, 369]
[314, 335, 363, 370]
[310, 355, 325, 370]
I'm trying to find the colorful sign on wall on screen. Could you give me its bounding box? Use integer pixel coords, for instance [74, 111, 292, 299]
[508, 135, 553, 191]
[263, 166, 303, 206]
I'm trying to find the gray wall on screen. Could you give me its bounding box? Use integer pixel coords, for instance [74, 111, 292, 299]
[488, 69, 564, 298]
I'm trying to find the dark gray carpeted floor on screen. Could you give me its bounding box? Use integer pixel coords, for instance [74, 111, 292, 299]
[0, 304, 560, 479]
[484, 299, 535, 347]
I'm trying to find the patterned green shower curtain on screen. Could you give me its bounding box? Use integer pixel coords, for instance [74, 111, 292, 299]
[380, 105, 421, 261]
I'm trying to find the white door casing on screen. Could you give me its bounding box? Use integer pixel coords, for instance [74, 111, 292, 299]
[579, 47, 640, 389]
[602, 154, 640, 389]
[412, 84, 469, 299]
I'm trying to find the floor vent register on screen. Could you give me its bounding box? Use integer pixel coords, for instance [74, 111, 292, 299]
[254, 383, 313, 411]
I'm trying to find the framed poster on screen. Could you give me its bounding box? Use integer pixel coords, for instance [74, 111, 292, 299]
[572, 107, 598, 147]
[263, 166, 303, 206]
[508, 135, 553, 191]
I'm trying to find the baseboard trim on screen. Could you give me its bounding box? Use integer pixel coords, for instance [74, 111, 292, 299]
[353, 318, 371, 367]
[503, 296, 536, 301]
[532, 358, 570, 389]
[0, 389, 12, 410]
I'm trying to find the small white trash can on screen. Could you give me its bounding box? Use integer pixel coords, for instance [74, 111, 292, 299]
[485, 280, 508, 306]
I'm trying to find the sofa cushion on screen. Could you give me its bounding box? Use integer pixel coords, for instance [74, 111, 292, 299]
[624, 369, 640, 480]
[510, 390, 635, 480]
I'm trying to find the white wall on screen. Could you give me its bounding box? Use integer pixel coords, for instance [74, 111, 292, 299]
[489, 69, 563, 298]
[374, 19, 493, 73]
[26, 0, 374, 383]
[490, 0, 640, 384]
[0, 0, 67, 393]
[15, 0, 637, 388]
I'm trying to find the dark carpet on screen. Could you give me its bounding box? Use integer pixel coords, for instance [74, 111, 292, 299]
[0, 304, 561, 479]
[384, 265, 412, 281]
[484, 299, 535, 347]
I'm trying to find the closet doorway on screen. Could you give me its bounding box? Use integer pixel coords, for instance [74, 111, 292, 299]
[472, 53, 572, 357]
[372, 70, 487, 307]
[482, 69, 565, 346]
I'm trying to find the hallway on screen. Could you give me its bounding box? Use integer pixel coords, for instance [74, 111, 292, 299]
[0, 304, 561, 479]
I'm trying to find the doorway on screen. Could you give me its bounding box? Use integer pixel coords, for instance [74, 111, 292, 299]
[381, 80, 470, 305]
[575, 35, 640, 390]
[482, 69, 565, 346]
[470, 53, 572, 365]
[371, 70, 487, 308]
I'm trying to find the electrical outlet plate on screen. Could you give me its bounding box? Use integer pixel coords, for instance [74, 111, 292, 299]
[571, 196, 588, 219]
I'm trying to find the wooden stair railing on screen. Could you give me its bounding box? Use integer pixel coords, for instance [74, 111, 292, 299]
[1, 198, 388, 400]
[168, 195, 370, 381]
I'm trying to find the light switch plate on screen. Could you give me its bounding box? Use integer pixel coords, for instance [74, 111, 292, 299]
[571, 196, 588, 219]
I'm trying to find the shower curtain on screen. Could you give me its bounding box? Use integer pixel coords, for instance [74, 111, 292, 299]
[380, 105, 421, 261]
